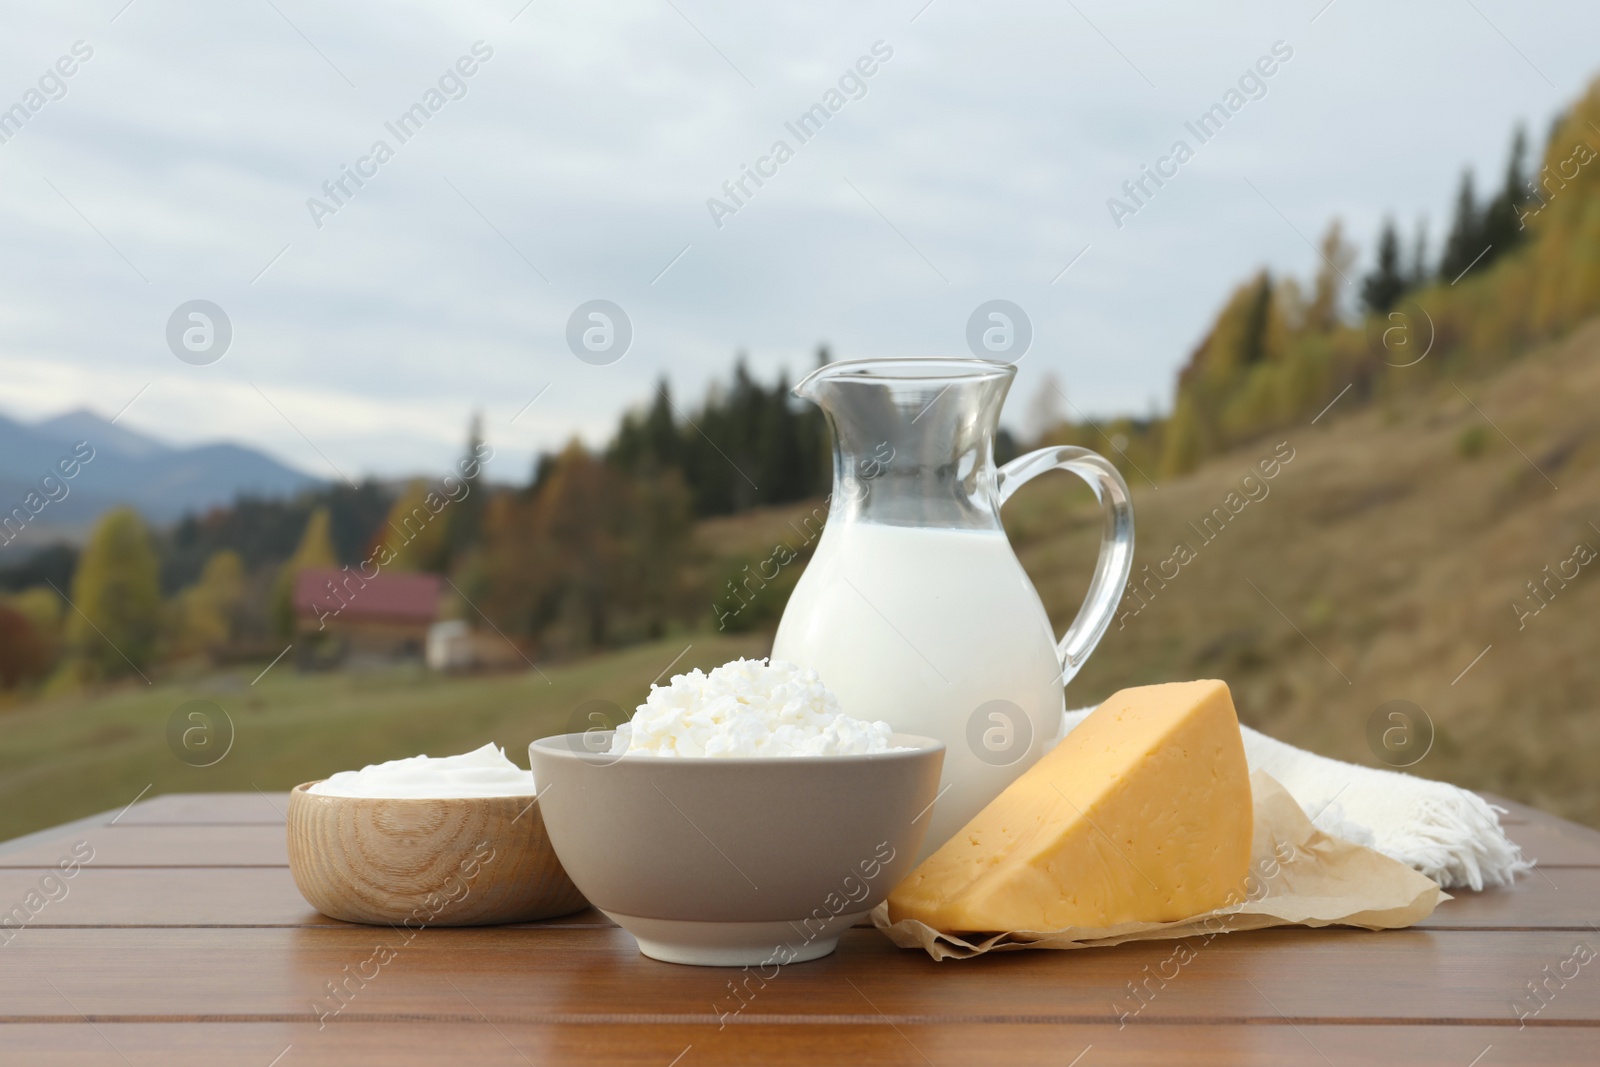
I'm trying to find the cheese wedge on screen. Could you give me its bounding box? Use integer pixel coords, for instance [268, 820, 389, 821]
[887, 680, 1252, 933]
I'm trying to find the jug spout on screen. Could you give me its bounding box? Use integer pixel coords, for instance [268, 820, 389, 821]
[791, 363, 827, 405]
[792, 357, 1016, 530]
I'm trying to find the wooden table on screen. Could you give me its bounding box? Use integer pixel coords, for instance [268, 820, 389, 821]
[1, 793, 1597, 1066]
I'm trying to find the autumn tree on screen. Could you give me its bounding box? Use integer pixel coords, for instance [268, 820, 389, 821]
[270, 507, 337, 637]
[66, 507, 162, 679]
[1304, 220, 1356, 333]
[373, 480, 451, 573]
[174, 550, 246, 657]
[0, 603, 52, 687]
[1158, 392, 1207, 478]
[477, 441, 691, 655]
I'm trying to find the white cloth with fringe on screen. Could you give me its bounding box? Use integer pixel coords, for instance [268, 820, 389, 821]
[1061, 708, 1532, 891]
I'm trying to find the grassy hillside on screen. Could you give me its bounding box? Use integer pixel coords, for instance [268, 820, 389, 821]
[1008, 317, 1600, 827]
[0, 634, 764, 842]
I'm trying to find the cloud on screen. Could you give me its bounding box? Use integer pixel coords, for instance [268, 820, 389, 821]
[0, 0, 1591, 479]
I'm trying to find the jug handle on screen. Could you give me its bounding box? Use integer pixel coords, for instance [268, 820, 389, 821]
[995, 446, 1135, 688]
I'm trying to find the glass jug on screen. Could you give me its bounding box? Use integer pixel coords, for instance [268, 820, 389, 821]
[772, 357, 1135, 860]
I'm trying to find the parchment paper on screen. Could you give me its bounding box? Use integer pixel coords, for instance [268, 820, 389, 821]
[871, 771, 1447, 960]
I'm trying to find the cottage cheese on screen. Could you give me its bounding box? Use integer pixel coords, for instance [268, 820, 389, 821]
[611, 657, 899, 758]
[308, 743, 537, 798]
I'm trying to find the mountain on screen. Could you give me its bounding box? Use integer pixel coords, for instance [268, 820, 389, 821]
[31, 410, 173, 460]
[0, 408, 321, 539]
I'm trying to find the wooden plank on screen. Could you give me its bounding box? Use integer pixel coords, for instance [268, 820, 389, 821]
[3, 818, 1588, 873]
[1420, 868, 1600, 929]
[0, 863, 1587, 931]
[0, 867, 612, 929]
[7, 795, 1594, 871]
[1479, 793, 1535, 824]
[0, 1022, 1588, 1067]
[1, 802, 1596, 1064]
[1481, 794, 1600, 834]
[0, 809, 119, 861]
[109, 791, 1546, 828]
[0, 926, 1594, 1024]
[1502, 817, 1600, 867]
[100, 791, 1552, 831]
[109, 792, 287, 825]
[0, 824, 287, 868]
[0, 868, 331, 928]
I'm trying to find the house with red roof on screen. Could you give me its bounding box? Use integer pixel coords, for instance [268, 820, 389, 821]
[291, 566, 442, 665]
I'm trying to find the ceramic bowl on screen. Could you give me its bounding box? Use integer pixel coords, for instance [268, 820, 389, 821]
[287, 784, 587, 926]
[529, 732, 944, 966]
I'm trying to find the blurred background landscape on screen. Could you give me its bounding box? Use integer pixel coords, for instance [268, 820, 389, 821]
[3, 76, 1599, 839]
[3, 2, 1598, 847]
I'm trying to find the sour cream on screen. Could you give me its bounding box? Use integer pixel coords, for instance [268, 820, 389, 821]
[308, 743, 537, 798]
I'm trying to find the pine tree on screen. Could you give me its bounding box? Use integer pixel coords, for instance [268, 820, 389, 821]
[1240, 275, 1273, 364]
[602, 347, 839, 517]
[1439, 170, 1482, 281]
[757, 370, 807, 502]
[606, 413, 645, 474]
[66, 507, 161, 679]
[1506, 123, 1528, 213]
[643, 380, 680, 470]
[1480, 125, 1530, 263]
[445, 412, 487, 565]
[726, 356, 761, 512]
[1408, 218, 1430, 290]
[802, 345, 834, 496]
[1362, 219, 1407, 313]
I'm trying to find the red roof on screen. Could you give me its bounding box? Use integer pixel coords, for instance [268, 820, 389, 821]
[293, 567, 442, 624]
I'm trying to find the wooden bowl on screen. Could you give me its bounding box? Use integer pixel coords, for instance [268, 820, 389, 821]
[287, 783, 587, 926]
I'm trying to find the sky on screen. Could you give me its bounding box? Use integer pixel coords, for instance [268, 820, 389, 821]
[0, 0, 1595, 484]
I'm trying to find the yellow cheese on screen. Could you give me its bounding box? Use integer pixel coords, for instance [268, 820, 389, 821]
[887, 680, 1252, 933]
